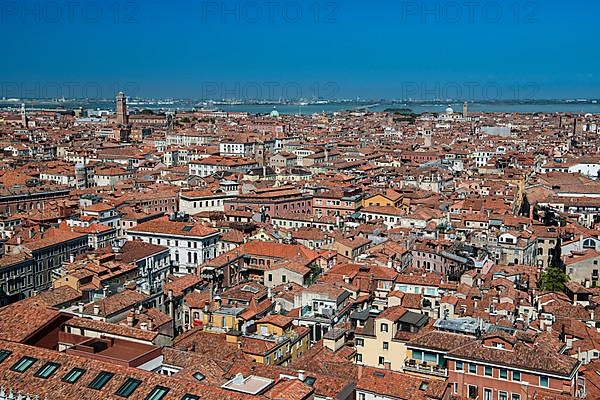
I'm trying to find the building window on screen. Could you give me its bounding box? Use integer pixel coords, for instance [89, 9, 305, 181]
[359, 394, 366, 400]
[10, 356, 37, 373]
[378, 356, 385, 365]
[469, 363, 477, 374]
[484, 366, 493, 376]
[0, 350, 12, 364]
[484, 388, 492, 400]
[192, 372, 205, 382]
[512, 394, 521, 400]
[62, 368, 86, 384]
[115, 378, 142, 398]
[383, 341, 389, 350]
[468, 385, 478, 399]
[145, 386, 170, 400]
[412, 350, 423, 361]
[512, 371, 521, 381]
[88, 371, 114, 390]
[456, 361, 464, 371]
[380, 323, 388, 332]
[34, 362, 61, 379]
[583, 239, 595, 248]
[499, 392, 508, 400]
[500, 368, 508, 379]
[424, 352, 437, 363]
[355, 338, 364, 346]
[356, 354, 362, 362]
[540, 376, 549, 388]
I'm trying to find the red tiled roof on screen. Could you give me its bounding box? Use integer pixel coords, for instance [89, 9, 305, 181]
[129, 216, 219, 238]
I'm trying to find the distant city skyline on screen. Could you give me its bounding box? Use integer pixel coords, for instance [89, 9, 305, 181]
[2, 0, 598, 100]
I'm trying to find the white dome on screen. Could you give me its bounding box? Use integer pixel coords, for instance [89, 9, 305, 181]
[269, 107, 280, 117]
[445, 106, 454, 114]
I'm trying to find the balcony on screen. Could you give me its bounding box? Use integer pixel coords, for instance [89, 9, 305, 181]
[403, 359, 448, 378]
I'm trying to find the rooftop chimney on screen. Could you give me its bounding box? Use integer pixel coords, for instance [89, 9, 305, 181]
[93, 304, 100, 316]
[140, 322, 148, 331]
[298, 370, 306, 382]
[127, 312, 135, 327]
[233, 373, 244, 385]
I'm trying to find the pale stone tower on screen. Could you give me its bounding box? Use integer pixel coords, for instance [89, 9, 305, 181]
[21, 103, 28, 128]
[423, 129, 432, 148]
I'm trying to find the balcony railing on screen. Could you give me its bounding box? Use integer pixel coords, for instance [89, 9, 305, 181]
[403, 359, 448, 377]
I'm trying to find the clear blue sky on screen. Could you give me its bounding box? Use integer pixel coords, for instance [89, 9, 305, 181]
[2, 0, 598, 100]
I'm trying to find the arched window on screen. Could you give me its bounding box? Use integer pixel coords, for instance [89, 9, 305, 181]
[583, 239, 596, 249]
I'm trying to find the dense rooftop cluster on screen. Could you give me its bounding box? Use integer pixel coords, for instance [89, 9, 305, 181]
[0, 101, 598, 399]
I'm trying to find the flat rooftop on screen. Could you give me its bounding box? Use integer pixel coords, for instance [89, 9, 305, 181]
[222, 374, 274, 395]
[64, 336, 161, 367]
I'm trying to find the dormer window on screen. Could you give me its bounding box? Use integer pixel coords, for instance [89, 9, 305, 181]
[380, 323, 389, 332]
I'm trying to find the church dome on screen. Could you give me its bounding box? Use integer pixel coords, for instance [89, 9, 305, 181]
[269, 107, 280, 117]
[445, 106, 454, 114]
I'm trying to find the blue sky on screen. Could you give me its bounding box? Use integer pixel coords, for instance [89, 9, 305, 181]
[1, 0, 598, 100]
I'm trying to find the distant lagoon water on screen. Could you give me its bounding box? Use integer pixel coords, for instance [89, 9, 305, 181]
[3, 100, 600, 115]
[217, 102, 600, 115]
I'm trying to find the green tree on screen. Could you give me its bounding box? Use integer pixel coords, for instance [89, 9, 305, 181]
[539, 266, 569, 292]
